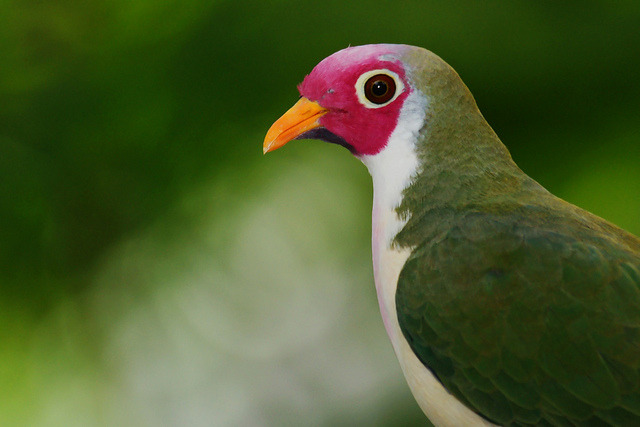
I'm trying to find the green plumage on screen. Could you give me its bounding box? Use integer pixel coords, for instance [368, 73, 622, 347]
[394, 49, 640, 425]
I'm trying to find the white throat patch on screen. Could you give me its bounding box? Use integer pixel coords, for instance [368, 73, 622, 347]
[359, 90, 425, 247]
[359, 88, 424, 343]
[359, 91, 495, 426]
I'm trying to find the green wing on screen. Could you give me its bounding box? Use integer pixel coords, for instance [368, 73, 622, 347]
[396, 203, 640, 426]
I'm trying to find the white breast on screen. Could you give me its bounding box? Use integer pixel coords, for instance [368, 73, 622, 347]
[360, 91, 495, 427]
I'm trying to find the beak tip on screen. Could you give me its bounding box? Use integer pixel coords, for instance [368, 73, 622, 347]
[262, 138, 274, 154]
[262, 97, 326, 156]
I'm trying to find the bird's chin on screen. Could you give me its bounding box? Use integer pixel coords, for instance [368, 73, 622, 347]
[295, 127, 356, 154]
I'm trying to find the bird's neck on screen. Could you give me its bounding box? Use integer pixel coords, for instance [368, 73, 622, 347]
[359, 90, 425, 344]
[359, 86, 542, 342]
[392, 74, 546, 249]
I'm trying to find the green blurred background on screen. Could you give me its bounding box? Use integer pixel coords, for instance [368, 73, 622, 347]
[1, 1, 639, 425]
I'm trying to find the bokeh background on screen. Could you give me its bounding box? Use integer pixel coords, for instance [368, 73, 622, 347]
[1, 1, 639, 426]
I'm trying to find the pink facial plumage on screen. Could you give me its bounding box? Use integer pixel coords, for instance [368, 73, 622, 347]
[297, 44, 412, 156]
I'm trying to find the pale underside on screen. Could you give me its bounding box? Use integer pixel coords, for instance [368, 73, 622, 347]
[360, 91, 495, 426]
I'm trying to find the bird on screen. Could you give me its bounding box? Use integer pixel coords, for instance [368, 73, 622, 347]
[263, 44, 640, 426]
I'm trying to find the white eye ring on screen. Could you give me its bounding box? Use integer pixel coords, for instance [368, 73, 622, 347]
[355, 69, 404, 109]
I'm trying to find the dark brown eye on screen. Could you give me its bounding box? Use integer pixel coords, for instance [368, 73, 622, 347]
[364, 74, 396, 104]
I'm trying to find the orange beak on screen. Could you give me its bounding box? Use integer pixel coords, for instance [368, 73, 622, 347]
[263, 97, 328, 154]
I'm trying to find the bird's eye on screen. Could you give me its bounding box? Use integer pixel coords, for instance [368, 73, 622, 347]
[355, 69, 403, 109]
[364, 74, 396, 104]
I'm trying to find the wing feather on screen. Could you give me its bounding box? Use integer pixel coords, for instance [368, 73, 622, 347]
[396, 205, 640, 425]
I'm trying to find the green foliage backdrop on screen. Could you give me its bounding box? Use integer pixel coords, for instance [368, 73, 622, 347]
[0, 1, 638, 425]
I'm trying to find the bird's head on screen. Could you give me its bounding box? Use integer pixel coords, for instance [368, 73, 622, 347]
[264, 44, 427, 158]
[264, 43, 511, 195]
